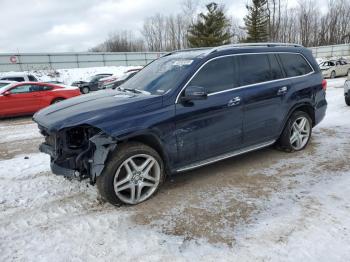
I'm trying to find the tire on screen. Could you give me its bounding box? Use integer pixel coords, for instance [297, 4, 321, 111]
[330, 71, 336, 79]
[346, 96, 350, 106]
[277, 111, 312, 152]
[51, 98, 64, 104]
[82, 87, 90, 94]
[96, 142, 165, 206]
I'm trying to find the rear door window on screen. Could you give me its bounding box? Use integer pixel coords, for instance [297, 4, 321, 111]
[30, 85, 52, 91]
[188, 56, 238, 94]
[238, 54, 271, 86]
[278, 53, 313, 77]
[268, 54, 284, 80]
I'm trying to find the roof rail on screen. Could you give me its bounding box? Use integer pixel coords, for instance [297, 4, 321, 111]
[211, 42, 303, 53]
[171, 47, 211, 54]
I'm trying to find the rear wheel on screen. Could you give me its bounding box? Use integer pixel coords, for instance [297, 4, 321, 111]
[96, 142, 164, 206]
[330, 71, 336, 79]
[277, 111, 312, 152]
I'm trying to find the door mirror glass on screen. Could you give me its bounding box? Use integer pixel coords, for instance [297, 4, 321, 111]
[3, 91, 11, 96]
[181, 86, 208, 102]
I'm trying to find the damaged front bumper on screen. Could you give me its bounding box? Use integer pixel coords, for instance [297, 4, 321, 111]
[38, 126, 116, 184]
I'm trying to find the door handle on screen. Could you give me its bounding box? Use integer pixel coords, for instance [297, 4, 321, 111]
[277, 86, 288, 95]
[228, 96, 241, 107]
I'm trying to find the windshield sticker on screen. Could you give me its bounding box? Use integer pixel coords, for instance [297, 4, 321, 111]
[173, 60, 194, 66]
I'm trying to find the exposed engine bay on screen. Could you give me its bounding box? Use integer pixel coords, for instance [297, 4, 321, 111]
[38, 125, 116, 184]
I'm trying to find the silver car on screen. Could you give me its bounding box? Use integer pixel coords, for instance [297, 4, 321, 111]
[320, 60, 350, 78]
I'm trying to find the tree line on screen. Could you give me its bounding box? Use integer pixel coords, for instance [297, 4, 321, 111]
[90, 0, 350, 52]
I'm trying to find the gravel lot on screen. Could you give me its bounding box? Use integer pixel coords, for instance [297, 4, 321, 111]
[0, 78, 349, 261]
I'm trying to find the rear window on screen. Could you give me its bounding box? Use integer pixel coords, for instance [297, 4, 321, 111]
[278, 53, 313, 77]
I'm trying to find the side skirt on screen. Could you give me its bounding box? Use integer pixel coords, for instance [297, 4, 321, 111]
[176, 140, 276, 173]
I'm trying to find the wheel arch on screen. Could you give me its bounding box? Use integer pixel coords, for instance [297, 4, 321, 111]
[280, 103, 315, 135]
[51, 97, 65, 104]
[118, 132, 171, 175]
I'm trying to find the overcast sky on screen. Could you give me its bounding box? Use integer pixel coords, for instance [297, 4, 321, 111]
[0, 0, 326, 53]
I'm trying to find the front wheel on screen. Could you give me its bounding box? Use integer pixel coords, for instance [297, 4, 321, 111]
[277, 111, 312, 152]
[81, 87, 90, 94]
[97, 142, 165, 206]
[51, 98, 64, 104]
[330, 71, 336, 79]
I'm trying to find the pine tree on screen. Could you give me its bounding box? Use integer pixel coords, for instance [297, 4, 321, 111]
[244, 0, 269, 42]
[188, 2, 231, 47]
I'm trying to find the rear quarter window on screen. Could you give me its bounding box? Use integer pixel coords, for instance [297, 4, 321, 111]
[278, 53, 313, 77]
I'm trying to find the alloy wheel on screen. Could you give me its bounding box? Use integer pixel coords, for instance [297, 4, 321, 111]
[289, 116, 311, 150]
[113, 154, 160, 204]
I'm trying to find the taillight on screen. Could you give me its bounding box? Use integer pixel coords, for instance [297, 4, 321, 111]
[322, 79, 327, 90]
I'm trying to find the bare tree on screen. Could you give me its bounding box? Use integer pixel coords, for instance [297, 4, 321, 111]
[90, 31, 144, 52]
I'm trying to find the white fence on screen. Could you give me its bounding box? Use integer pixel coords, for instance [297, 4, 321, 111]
[0, 52, 167, 72]
[309, 44, 350, 58]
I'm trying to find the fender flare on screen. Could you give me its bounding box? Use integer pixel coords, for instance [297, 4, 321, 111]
[278, 102, 315, 136]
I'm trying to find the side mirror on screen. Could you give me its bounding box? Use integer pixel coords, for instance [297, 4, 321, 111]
[180, 86, 208, 102]
[3, 91, 11, 96]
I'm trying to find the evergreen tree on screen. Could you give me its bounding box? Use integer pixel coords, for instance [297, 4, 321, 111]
[188, 2, 231, 47]
[244, 0, 269, 42]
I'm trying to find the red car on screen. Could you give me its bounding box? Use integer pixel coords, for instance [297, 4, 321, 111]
[0, 81, 81, 118]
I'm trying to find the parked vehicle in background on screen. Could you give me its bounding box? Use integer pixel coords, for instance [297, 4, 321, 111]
[101, 69, 141, 90]
[34, 43, 327, 206]
[71, 80, 87, 87]
[0, 82, 80, 118]
[0, 73, 38, 82]
[72, 74, 113, 94]
[345, 75, 350, 106]
[319, 59, 350, 78]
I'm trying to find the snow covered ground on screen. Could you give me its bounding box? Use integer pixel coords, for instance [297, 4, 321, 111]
[0, 66, 142, 85]
[0, 78, 349, 261]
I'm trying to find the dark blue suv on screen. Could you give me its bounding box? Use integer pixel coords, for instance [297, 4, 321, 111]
[34, 43, 327, 205]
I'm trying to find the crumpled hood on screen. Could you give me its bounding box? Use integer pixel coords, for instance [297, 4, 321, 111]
[33, 89, 163, 133]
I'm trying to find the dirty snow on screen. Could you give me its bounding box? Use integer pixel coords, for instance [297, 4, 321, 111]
[0, 77, 349, 261]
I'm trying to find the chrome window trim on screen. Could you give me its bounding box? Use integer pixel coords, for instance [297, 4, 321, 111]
[175, 52, 315, 103]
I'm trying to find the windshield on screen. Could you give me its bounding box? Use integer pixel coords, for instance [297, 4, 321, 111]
[88, 75, 105, 82]
[119, 54, 199, 95]
[0, 83, 12, 93]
